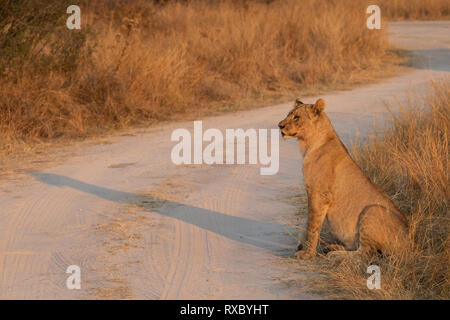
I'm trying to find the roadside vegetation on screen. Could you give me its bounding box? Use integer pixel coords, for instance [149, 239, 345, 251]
[311, 79, 449, 299]
[0, 0, 403, 157]
[381, 0, 450, 20]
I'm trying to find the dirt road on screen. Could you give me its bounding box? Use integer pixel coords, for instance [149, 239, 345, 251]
[0, 22, 449, 299]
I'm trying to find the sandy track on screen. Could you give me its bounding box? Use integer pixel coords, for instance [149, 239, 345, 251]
[0, 22, 449, 299]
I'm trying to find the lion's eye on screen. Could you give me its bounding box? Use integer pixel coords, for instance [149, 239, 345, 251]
[294, 115, 300, 120]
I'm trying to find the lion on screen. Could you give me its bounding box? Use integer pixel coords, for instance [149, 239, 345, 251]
[278, 98, 409, 259]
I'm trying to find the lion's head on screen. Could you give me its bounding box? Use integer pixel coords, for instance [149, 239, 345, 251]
[278, 98, 326, 140]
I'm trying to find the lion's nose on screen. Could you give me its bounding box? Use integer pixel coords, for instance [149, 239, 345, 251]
[278, 122, 285, 129]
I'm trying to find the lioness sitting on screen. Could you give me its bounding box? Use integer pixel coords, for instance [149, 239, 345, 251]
[278, 98, 409, 259]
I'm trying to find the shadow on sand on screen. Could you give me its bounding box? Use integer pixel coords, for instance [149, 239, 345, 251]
[29, 172, 298, 255]
[409, 48, 450, 72]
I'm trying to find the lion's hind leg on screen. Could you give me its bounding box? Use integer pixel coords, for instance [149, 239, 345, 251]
[357, 204, 409, 256]
[327, 205, 408, 260]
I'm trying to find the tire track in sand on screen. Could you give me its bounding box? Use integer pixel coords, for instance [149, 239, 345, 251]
[159, 164, 251, 299]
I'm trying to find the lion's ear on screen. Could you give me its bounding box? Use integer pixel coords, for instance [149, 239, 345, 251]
[312, 98, 325, 115]
[295, 98, 304, 107]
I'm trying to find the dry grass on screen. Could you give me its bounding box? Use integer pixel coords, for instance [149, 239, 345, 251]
[312, 79, 449, 299]
[0, 0, 403, 158]
[380, 0, 450, 20]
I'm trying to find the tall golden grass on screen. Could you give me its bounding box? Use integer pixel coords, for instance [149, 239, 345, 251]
[315, 79, 449, 299]
[381, 0, 450, 20]
[0, 0, 400, 156]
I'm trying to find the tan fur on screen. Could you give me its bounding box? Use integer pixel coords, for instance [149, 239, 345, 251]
[278, 98, 409, 259]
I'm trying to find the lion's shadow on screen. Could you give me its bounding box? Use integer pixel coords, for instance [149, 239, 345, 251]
[29, 171, 297, 255]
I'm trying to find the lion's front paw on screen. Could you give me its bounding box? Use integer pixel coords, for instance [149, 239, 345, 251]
[295, 250, 314, 260]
